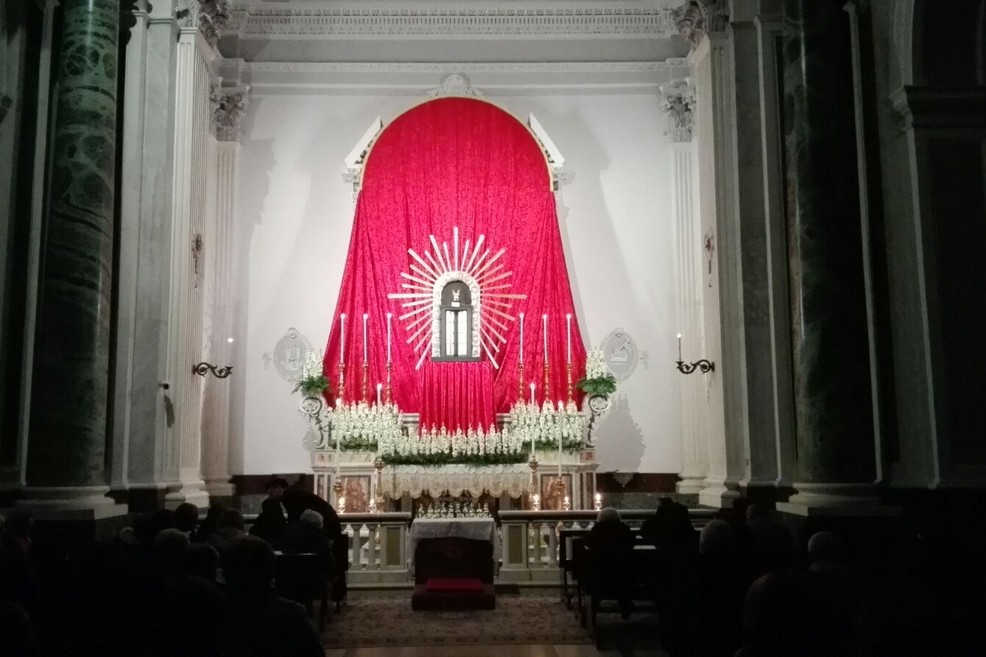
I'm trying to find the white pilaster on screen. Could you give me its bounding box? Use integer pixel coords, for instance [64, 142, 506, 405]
[692, 34, 738, 508]
[663, 78, 708, 494]
[110, 0, 150, 490]
[200, 137, 239, 498]
[164, 26, 212, 507]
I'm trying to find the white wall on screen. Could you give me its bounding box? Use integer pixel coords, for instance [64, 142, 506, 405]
[231, 91, 681, 476]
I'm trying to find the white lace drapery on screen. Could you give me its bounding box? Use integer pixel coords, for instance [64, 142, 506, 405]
[379, 463, 532, 497]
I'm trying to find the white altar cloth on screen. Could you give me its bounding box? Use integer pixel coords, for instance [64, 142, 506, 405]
[406, 517, 498, 567]
[381, 464, 531, 498]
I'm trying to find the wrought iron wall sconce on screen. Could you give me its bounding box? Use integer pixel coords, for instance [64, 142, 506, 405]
[675, 359, 715, 375]
[675, 332, 714, 374]
[192, 362, 234, 378]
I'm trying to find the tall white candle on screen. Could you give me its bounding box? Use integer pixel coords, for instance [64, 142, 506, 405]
[519, 312, 524, 364]
[340, 314, 346, 364]
[386, 312, 393, 363]
[566, 313, 572, 365]
[677, 333, 682, 361]
[542, 314, 548, 362]
[376, 383, 382, 405]
[362, 313, 369, 363]
[529, 382, 535, 405]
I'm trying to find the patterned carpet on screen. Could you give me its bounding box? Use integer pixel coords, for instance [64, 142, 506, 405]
[322, 595, 592, 648]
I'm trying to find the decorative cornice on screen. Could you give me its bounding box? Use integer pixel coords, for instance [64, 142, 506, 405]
[245, 61, 674, 74]
[210, 85, 249, 141]
[225, 3, 678, 38]
[660, 78, 696, 142]
[890, 86, 986, 131]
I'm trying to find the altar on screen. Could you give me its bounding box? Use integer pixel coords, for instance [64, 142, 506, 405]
[295, 97, 613, 511]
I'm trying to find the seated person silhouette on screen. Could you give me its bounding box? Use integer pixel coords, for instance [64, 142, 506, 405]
[585, 507, 635, 618]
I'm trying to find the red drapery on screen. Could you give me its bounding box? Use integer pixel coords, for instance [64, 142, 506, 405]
[419, 361, 495, 433]
[323, 97, 586, 417]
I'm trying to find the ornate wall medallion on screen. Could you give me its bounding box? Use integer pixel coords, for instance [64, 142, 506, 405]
[271, 327, 314, 383]
[600, 328, 638, 381]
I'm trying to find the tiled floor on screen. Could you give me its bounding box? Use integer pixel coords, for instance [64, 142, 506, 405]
[325, 646, 669, 656]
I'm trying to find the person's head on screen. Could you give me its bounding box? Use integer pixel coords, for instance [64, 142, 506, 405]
[699, 519, 738, 555]
[222, 537, 276, 595]
[153, 528, 191, 578]
[174, 503, 199, 533]
[597, 507, 621, 524]
[267, 477, 289, 500]
[807, 530, 841, 564]
[150, 508, 176, 537]
[742, 572, 809, 651]
[217, 508, 245, 531]
[0, 512, 33, 552]
[746, 502, 770, 521]
[300, 508, 324, 529]
[184, 543, 220, 582]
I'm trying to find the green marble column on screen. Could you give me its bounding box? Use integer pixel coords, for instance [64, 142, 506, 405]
[781, 0, 875, 489]
[27, 0, 121, 488]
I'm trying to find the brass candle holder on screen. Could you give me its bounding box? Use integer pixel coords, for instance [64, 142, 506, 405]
[543, 362, 550, 400]
[385, 362, 392, 404]
[337, 363, 346, 404]
[517, 361, 525, 402]
[332, 478, 345, 513]
[566, 362, 573, 402]
[373, 455, 385, 511]
[361, 362, 369, 402]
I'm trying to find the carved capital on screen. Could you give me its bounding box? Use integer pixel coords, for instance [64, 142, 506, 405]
[673, 0, 729, 48]
[176, 0, 229, 46]
[660, 79, 696, 142]
[210, 85, 249, 142]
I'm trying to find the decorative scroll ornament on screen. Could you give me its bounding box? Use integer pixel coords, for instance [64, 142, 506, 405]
[388, 227, 526, 370]
[427, 73, 484, 99]
[661, 79, 696, 143]
[210, 85, 249, 142]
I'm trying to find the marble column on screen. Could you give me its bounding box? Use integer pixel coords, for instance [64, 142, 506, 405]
[23, 0, 125, 514]
[778, 0, 877, 508]
[663, 80, 708, 495]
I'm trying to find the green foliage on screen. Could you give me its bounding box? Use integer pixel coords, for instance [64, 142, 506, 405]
[293, 374, 329, 397]
[339, 437, 378, 452]
[576, 374, 616, 396]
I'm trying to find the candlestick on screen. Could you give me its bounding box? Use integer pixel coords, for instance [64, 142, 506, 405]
[542, 314, 548, 362]
[529, 382, 535, 405]
[566, 313, 572, 365]
[340, 314, 346, 364]
[361, 362, 368, 402]
[362, 313, 369, 364]
[566, 362, 573, 402]
[337, 364, 346, 403]
[386, 312, 392, 363]
[519, 312, 524, 364]
[376, 382, 382, 405]
[677, 333, 682, 362]
[385, 362, 392, 404]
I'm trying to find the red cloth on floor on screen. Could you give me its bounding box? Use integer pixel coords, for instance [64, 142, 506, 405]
[425, 578, 484, 592]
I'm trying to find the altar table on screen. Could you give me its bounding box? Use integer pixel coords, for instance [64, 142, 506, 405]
[407, 517, 498, 567]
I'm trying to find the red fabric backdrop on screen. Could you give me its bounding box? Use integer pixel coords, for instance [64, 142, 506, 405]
[322, 97, 585, 422]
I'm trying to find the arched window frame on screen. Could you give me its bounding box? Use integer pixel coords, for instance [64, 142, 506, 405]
[430, 271, 482, 361]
